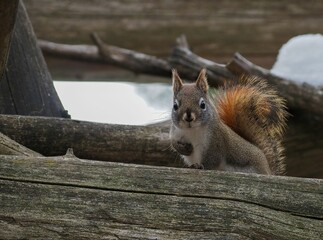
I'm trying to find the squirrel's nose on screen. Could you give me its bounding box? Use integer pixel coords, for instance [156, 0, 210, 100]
[183, 110, 196, 122]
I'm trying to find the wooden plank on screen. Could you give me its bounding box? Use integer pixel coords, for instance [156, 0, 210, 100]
[24, 0, 323, 68]
[0, 155, 322, 239]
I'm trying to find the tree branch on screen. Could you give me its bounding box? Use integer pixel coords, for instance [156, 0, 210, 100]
[39, 35, 323, 118]
[91, 32, 171, 76]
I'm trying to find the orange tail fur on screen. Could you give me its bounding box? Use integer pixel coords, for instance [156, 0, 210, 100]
[215, 75, 288, 175]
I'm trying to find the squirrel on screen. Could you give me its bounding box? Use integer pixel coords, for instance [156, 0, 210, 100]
[170, 68, 287, 175]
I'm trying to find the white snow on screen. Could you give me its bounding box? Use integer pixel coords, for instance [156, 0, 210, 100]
[54, 81, 171, 125]
[271, 34, 323, 87]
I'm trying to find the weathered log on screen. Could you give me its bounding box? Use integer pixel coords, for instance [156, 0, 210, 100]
[0, 114, 177, 167]
[0, 1, 68, 117]
[0, 154, 322, 239]
[0, 132, 42, 157]
[0, 114, 322, 178]
[0, 0, 18, 80]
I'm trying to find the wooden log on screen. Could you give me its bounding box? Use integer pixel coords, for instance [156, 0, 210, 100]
[0, 114, 177, 167]
[0, 114, 322, 178]
[0, 154, 322, 239]
[0, 132, 42, 157]
[0, 1, 68, 118]
[0, 0, 18, 80]
[38, 38, 172, 79]
[38, 39, 101, 62]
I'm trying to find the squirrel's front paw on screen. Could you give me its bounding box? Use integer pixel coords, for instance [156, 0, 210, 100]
[172, 140, 193, 156]
[189, 163, 204, 169]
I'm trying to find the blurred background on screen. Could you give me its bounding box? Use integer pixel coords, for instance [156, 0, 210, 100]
[23, 0, 323, 124]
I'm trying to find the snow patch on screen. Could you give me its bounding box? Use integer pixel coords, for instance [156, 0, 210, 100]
[271, 34, 323, 87]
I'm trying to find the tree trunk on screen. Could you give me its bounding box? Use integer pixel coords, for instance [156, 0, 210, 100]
[0, 1, 68, 118]
[0, 154, 322, 239]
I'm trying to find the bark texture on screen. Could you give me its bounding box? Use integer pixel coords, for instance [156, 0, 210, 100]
[0, 154, 322, 239]
[0, 1, 68, 117]
[0, 114, 177, 167]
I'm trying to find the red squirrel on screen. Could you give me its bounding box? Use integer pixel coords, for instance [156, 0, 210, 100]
[170, 69, 287, 175]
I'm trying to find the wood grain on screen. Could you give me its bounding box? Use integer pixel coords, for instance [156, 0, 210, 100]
[0, 154, 322, 239]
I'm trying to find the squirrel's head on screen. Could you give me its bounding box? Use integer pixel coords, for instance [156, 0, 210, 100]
[171, 68, 214, 129]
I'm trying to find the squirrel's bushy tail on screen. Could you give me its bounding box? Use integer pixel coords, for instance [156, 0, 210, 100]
[215, 75, 288, 175]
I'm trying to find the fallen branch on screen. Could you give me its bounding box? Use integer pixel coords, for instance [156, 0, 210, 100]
[38, 39, 101, 62]
[39, 35, 323, 118]
[91, 32, 171, 76]
[39, 32, 171, 77]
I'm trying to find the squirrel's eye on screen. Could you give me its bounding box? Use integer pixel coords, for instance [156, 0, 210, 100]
[173, 100, 179, 111]
[199, 98, 206, 110]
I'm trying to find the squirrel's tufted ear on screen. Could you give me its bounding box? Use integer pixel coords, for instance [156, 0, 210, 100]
[196, 68, 209, 93]
[172, 69, 183, 94]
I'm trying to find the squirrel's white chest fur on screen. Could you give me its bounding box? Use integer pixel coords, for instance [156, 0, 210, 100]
[174, 126, 209, 166]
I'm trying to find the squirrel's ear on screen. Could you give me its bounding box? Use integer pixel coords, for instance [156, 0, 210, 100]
[196, 68, 209, 93]
[172, 69, 183, 93]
